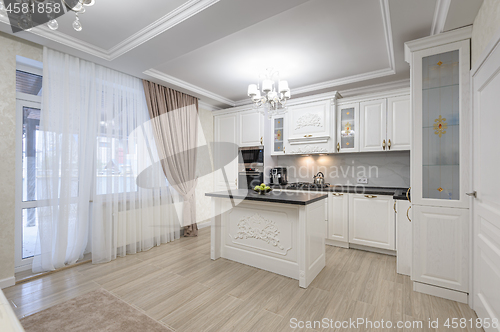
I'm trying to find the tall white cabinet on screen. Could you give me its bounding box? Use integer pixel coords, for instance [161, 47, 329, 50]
[214, 113, 239, 191]
[405, 27, 471, 302]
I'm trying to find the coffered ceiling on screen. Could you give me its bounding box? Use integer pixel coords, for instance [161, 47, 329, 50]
[0, 0, 482, 109]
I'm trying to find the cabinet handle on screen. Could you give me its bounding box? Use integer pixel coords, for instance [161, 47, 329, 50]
[333, 193, 344, 196]
[235, 179, 237, 186]
[337, 143, 340, 153]
[383, 140, 386, 150]
[406, 206, 412, 222]
[260, 137, 263, 145]
[394, 201, 397, 213]
[406, 187, 411, 203]
[283, 146, 286, 154]
[365, 195, 377, 198]
[388, 139, 391, 150]
[303, 134, 312, 138]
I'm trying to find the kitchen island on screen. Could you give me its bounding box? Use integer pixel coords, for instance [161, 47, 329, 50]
[206, 190, 328, 288]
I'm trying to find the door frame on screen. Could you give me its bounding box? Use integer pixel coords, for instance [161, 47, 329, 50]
[15, 93, 43, 272]
[470, 26, 500, 323]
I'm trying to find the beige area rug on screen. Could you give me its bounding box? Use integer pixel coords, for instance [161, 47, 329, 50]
[20, 289, 173, 332]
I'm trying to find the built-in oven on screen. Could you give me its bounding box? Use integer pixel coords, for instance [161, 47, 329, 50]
[238, 146, 264, 166]
[238, 171, 264, 189]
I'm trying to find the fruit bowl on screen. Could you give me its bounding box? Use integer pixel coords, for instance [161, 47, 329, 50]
[253, 188, 273, 195]
[253, 184, 272, 195]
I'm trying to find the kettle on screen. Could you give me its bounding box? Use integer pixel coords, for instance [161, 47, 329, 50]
[313, 172, 325, 185]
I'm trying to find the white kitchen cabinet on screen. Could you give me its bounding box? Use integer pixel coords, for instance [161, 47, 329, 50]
[396, 200, 412, 276]
[405, 28, 472, 300]
[271, 116, 286, 155]
[349, 194, 395, 250]
[239, 110, 264, 147]
[360, 99, 387, 152]
[412, 205, 469, 292]
[214, 113, 239, 191]
[286, 100, 332, 154]
[387, 95, 411, 151]
[336, 103, 360, 153]
[327, 192, 349, 245]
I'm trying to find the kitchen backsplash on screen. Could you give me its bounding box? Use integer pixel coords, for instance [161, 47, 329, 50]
[275, 151, 410, 187]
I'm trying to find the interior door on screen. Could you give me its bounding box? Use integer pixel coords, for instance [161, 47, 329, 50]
[471, 37, 500, 329]
[360, 99, 387, 152]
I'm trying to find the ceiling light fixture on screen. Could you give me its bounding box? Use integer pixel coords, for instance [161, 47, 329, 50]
[48, 0, 95, 31]
[247, 68, 291, 119]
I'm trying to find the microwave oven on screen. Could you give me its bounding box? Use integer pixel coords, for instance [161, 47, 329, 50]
[238, 146, 264, 165]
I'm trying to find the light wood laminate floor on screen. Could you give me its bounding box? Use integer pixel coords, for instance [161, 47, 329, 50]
[5, 227, 481, 331]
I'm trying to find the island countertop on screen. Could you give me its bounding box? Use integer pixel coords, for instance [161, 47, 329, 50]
[205, 189, 328, 205]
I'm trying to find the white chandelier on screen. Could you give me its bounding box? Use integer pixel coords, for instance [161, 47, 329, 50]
[247, 68, 291, 119]
[51, 0, 95, 31]
[0, 0, 95, 32]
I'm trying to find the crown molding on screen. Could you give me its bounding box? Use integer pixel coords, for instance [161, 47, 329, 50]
[0, 0, 219, 61]
[430, 0, 451, 36]
[405, 25, 472, 63]
[199, 101, 222, 111]
[144, 69, 236, 106]
[107, 0, 220, 60]
[338, 78, 410, 99]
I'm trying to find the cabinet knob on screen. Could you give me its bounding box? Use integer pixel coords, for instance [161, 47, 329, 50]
[337, 143, 340, 153]
[383, 140, 386, 150]
[406, 206, 412, 222]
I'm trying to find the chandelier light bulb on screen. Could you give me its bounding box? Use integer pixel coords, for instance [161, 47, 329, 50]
[262, 80, 273, 93]
[47, 19, 59, 30]
[247, 84, 257, 97]
[279, 80, 289, 93]
[252, 90, 261, 101]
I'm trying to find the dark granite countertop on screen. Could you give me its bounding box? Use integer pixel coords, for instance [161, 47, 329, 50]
[269, 185, 410, 200]
[205, 189, 328, 205]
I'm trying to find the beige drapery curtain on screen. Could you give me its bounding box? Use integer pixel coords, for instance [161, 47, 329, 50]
[142, 80, 199, 236]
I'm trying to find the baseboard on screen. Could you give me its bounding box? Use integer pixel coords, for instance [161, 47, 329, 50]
[413, 281, 468, 304]
[349, 243, 397, 256]
[198, 221, 211, 229]
[0, 277, 15, 289]
[325, 239, 349, 248]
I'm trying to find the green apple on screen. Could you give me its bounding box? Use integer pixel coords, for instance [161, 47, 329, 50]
[254, 186, 261, 191]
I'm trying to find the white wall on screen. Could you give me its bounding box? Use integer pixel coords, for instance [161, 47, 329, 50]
[0, 32, 42, 285]
[472, 0, 500, 66]
[195, 107, 214, 226]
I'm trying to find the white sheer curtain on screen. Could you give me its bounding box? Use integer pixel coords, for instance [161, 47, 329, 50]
[91, 66, 180, 264]
[34, 47, 180, 272]
[34, 47, 95, 272]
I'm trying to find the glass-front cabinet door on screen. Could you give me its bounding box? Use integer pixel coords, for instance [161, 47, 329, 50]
[336, 103, 359, 153]
[410, 39, 470, 209]
[272, 117, 285, 155]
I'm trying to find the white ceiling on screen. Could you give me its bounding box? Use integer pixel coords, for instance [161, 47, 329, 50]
[0, 0, 483, 109]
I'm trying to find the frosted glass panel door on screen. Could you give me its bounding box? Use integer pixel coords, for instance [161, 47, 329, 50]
[336, 103, 359, 153]
[421, 50, 460, 200]
[274, 117, 284, 153]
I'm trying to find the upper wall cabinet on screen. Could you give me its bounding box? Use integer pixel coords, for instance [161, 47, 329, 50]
[336, 103, 360, 153]
[360, 99, 387, 152]
[239, 110, 264, 147]
[387, 95, 411, 151]
[271, 116, 286, 155]
[287, 100, 331, 144]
